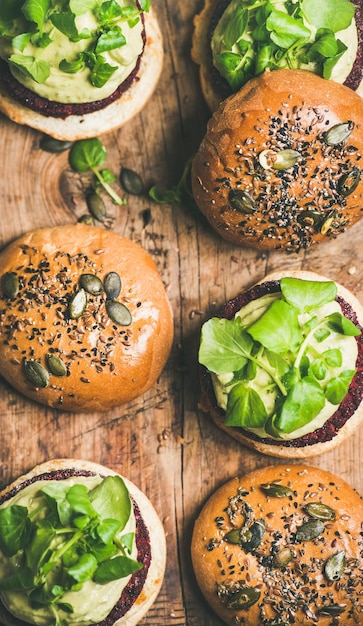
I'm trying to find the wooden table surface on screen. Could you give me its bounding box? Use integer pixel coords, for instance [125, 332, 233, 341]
[1, 2, 363, 625]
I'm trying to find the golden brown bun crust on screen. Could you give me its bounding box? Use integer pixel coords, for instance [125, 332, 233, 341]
[191, 69, 363, 252]
[199, 270, 363, 458]
[191, 463, 363, 626]
[0, 10, 163, 141]
[0, 224, 173, 412]
[0, 459, 167, 626]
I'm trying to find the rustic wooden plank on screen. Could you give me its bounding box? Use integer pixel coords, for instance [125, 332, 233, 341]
[0, 0, 362, 624]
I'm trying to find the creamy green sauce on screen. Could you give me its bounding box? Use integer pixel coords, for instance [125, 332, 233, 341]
[211, 0, 358, 86]
[0, 0, 144, 103]
[212, 294, 358, 440]
[0, 476, 137, 626]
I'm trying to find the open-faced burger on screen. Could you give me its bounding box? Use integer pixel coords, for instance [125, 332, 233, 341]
[198, 270, 363, 457]
[0, 0, 163, 140]
[191, 463, 363, 625]
[192, 0, 363, 111]
[0, 223, 174, 412]
[0, 458, 166, 626]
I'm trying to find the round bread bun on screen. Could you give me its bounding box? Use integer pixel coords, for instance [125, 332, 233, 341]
[0, 9, 163, 141]
[0, 223, 173, 412]
[192, 0, 363, 112]
[191, 69, 363, 252]
[199, 270, 363, 458]
[0, 458, 166, 626]
[191, 463, 363, 626]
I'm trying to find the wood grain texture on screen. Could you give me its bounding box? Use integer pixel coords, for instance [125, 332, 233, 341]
[0, 1, 363, 624]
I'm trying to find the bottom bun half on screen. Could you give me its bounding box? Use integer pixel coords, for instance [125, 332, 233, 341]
[199, 270, 363, 458]
[0, 10, 163, 141]
[191, 464, 363, 626]
[0, 459, 166, 626]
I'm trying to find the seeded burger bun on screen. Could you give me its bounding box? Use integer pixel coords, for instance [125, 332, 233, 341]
[0, 2, 163, 140]
[198, 270, 363, 458]
[192, 0, 363, 112]
[191, 463, 363, 625]
[0, 223, 173, 412]
[0, 458, 166, 626]
[192, 69, 363, 252]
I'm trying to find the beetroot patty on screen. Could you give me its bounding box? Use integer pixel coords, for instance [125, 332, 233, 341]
[200, 280, 363, 449]
[0, 468, 151, 626]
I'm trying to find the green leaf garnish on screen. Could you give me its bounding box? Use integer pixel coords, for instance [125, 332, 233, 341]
[275, 377, 326, 433]
[325, 370, 355, 404]
[22, 0, 51, 34]
[68, 553, 98, 583]
[93, 554, 143, 584]
[280, 277, 337, 312]
[199, 317, 251, 375]
[327, 311, 361, 336]
[0, 505, 32, 557]
[300, 0, 355, 32]
[95, 28, 126, 53]
[49, 12, 91, 42]
[247, 299, 303, 353]
[69, 0, 99, 15]
[12, 32, 32, 52]
[9, 53, 50, 83]
[89, 55, 117, 87]
[266, 10, 310, 49]
[0, 0, 23, 22]
[225, 383, 268, 428]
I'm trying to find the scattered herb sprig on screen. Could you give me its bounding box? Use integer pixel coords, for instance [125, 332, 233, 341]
[69, 137, 125, 206]
[148, 156, 194, 205]
[0, 476, 142, 625]
[212, 0, 355, 92]
[199, 278, 361, 437]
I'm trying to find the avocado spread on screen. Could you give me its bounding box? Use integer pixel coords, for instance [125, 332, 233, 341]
[0, 475, 140, 626]
[0, 0, 147, 104]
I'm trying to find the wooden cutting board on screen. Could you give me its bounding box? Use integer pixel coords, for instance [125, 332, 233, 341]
[0, 1, 362, 624]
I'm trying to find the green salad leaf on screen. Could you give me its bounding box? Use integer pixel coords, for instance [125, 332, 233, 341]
[199, 278, 361, 438]
[280, 277, 337, 312]
[49, 11, 91, 42]
[95, 27, 126, 53]
[199, 317, 252, 375]
[9, 53, 50, 83]
[248, 299, 303, 353]
[0, 505, 32, 557]
[225, 383, 268, 428]
[300, 0, 355, 32]
[0, 0, 23, 22]
[275, 377, 325, 433]
[22, 0, 51, 34]
[70, 0, 99, 16]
